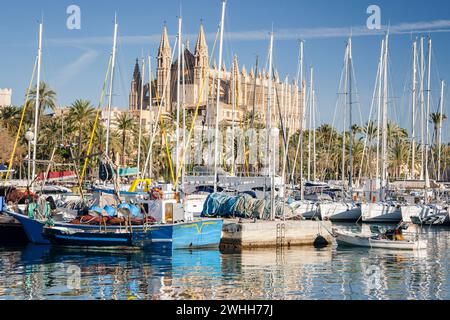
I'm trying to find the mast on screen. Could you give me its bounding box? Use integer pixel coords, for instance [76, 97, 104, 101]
[342, 42, 349, 187]
[307, 67, 313, 182]
[348, 37, 353, 191]
[137, 57, 145, 175]
[375, 39, 384, 189]
[312, 88, 317, 182]
[381, 32, 389, 198]
[266, 32, 274, 172]
[411, 40, 417, 179]
[31, 22, 43, 192]
[438, 80, 445, 181]
[425, 37, 432, 187]
[182, 43, 187, 190]
[176, 16, 182, 192]
[105, 17, 118, 158]
[214, 0, 226, 193]
[299, 41, 305, 199]
[420, 37, 425, 180]
[142, 55, 153, 179]
[231, 55, 237, 176]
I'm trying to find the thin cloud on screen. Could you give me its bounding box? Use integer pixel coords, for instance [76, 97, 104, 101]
[47, 19, 450, 47]
[52, 48, 99, 86]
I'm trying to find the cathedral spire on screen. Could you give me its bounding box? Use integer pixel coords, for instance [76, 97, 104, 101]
[158, 25, 171, 57]
[195, 23, 208, 55]
[133, 58, 141, 83]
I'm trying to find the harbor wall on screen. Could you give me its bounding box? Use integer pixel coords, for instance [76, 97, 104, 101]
[220, 219, 333, 249]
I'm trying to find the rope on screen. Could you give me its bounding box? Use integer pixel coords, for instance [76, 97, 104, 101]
[3, 56, 38, 182]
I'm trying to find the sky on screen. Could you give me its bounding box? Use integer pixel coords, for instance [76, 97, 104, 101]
[1, 0, 450, 140]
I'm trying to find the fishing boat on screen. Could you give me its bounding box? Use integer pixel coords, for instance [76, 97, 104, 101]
[5, 186, 224, 248]
[42, 218, 224, 251]
[333, 225, 427, 250]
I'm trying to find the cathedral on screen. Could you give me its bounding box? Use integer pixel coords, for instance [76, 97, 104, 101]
[129, 24, 305, 133]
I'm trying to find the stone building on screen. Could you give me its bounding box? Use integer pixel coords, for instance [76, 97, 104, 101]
[0, 88, 12, 107]
[129, 25, 305, 134]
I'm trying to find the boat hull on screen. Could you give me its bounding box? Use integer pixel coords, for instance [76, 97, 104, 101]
[334, 231, 427, 250]
[361, 203, 402, 223]
[319, 202, 361, 222]
[290, 201, 320, 220]
[5, 210, 223, 249]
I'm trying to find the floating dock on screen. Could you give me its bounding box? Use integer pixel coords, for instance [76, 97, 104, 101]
[220, 219, 333, 250]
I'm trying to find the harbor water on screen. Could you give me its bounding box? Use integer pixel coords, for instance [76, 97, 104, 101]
[0, 224, 449, 300]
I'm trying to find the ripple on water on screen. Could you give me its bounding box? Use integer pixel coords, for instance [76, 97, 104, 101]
[0, 226, 449, 300]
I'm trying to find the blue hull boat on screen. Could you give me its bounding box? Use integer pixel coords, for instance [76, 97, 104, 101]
[5, 210, 223, 250]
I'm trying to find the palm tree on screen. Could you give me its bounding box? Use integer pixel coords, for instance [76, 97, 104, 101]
[0, 106, 20, 132]
[430, 112, 447, 146]
[115, 113, 136, 166]
[67, 99, 96, 159]
[28, 82, 57, 114]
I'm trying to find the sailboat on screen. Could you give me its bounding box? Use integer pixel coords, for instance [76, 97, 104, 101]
[319, 37, 361, 222]
[401, 37, 449, 225]
[361, 32, 403, 223]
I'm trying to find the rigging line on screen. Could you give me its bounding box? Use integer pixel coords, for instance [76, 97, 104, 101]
[3, 56, 38, 182]
[358, 52, 382, 183]
[322, 50, 347, 179]
[80, 55, 113, 183]
[146, 36, 178, 183]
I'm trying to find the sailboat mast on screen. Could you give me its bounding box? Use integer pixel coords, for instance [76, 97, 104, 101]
[375, 39, 384, 188]
[137, 57, 145, 175]
[308, 68, 314, 182]
[231, 55, 237, 176]
[176, 16, 182, 192]
[342, 42, 349, 186]
[312, 89, 317, 182]
[381, 33, 389, 194]
[182, 44, 187, 190]
[438, 80, 445, 181]
[214, 0, 226, 193]
[31, 22, 43, 192]
[411, 40, 417, 179]
[420, 37, 425, 180]
[105, 18, 118, 158]
[348, 38, 353, 191]
[266, 32, 274, 168]
[425, 37, 432, 184]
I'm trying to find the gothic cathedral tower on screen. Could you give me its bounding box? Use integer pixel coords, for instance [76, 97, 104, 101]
[157, 25, 172, 113]
[194, 24, 209, 106]
[129, 59, 141, 111]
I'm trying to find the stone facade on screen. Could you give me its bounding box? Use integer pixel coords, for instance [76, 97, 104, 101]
[129, 25, 306, 134]
[0, 88, 12, 107]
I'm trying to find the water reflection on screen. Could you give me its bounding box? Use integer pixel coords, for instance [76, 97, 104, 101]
[0, 227, 449, 300]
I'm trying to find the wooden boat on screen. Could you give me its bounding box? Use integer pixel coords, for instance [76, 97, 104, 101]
[333, 228, 427, 250]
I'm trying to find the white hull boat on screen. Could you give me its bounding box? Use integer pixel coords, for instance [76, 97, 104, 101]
[361, 202, 402, 223]
[289, 201, 320, 219]
[333, 230, 427, 250]
[319, 202, 361, 221]
[401, 204, 429, 223]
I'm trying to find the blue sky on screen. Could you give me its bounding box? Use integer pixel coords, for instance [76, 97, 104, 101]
[1, 0, 450, 139]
